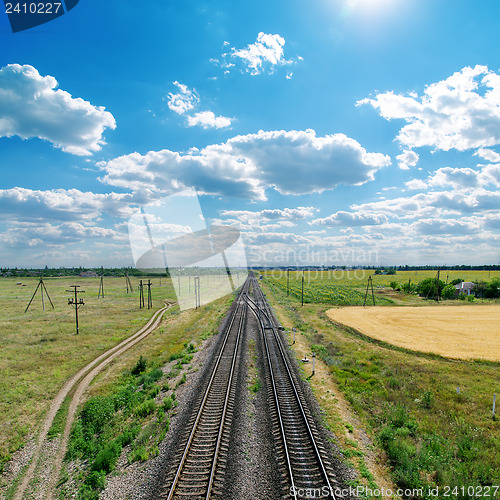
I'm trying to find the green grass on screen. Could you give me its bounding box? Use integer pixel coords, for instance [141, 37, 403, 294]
[261, 269, 500, 307]
[0, 276, 178, 472]
[61, 293, 233, 499]
[262, 280, 500, 499]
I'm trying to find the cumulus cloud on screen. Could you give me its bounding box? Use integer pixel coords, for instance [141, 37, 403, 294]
[475, 148, 500, 163]
[0, 187, 135, 222]
[310, 211, 388, 226]
[396, 150, 419, 170]
[217, 33, 301, 76]
[221, 207, 317, 223]
[166, 82, 231, 129]
[358, 65, 500, 153]
[100, 129, 391, 200]
[405, 164, 500, 191]
[187, 111, 232, 129]
[232, 33, 288, 74]
[167, 81, 199, 115]
[0, 64, 116, 156]
[352, 188, 500, 219]
[244, 231, 309, 245]
[3, 222, 122, 249]
[412, 218, 480, 236]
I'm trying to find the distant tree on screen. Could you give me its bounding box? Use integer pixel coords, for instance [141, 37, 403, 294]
[441, 284, 456, 300]
[385, 268, 397, 275]
[450, 278, 463, 286]
[417, 277, 446, 297]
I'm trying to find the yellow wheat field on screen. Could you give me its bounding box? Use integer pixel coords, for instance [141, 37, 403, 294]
[326, 305, 500, 361]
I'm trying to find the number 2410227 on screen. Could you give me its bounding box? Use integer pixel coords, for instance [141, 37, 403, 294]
[5, 3, 63, 14]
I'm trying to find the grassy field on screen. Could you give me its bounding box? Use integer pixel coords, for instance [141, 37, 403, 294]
[259, 271, 500, 498]
[327, 305, 500, 362]
[0, 276, 178, 472]
[262, 269, 500, 306]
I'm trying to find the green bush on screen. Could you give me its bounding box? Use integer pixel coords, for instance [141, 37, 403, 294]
[121, 425, 140, 446]
[135, 399, 156, 417]
[91, 440, 122, 473]
[85, 470, 106, 490]
[131, 355, 147, 376]
[81, 396, 115, 435]
[162, 397, 173, 412]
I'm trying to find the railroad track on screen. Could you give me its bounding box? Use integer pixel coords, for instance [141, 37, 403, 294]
[244, 275, 338, 500]
[159, 279, 249, 500]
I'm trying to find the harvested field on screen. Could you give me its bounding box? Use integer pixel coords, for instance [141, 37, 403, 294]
[326, 305, 500, 361]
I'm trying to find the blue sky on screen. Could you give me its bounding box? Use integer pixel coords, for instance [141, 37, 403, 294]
[1, 0, 500, 268]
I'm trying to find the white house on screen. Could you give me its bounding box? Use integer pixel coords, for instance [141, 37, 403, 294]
[454, 281, 476, 296]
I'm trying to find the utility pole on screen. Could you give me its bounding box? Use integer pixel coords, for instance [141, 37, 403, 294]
[25, 277, 54, 313]
[98, 276, 104, 299]
[301, 272, 304, 306]
[147, 279, 153, 309]
[363, 276, 375, 307]
[125, 273, 133, 293]
[287, 268, 290, 296]
[139, 280, 145, 308]
[67, 285, 85, 335]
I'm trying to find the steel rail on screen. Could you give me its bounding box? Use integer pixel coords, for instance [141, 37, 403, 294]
[165, 280, 248, 500]
[244, 277, 336, 500]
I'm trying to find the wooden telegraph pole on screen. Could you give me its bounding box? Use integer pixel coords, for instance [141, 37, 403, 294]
[67, 285, 85, 335]
[287, 268, 290, 297]
[301, 272, 304, 306]
[25, 277, 55, 313]
[125, 273, 133, 293]
[139, 280, 145, 308]
[98, 276, 105, 299]
[363, 276, 375, 307]
[147, 279, 153, 309]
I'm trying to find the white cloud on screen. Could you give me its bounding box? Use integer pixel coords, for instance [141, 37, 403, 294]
[100, 129, 391, 200]
[3, 222, 122, 249]
[217, 33, 301, 76]
[475, 148, 500, 163]
[396, 150, 419, 170]
[405, 178, 428, 190]
[412, 218, 481, 236]
[310, 211, 388, 227]
[221, 207, 317, 223]
[167, 82, 231, 129]
[352, 188, 500, 219]
[187, 111, 232, 129]
[405, 164, 500, 192]
[0, 64, 115, 155]
[0, 187, 135, 222]
[359, 65, 500, 153]
[167, 81, 199, 115]
[232, 33, 288, 75]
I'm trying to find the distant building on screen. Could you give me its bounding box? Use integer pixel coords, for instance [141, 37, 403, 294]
[454, 281, 476, 296]
[80, 271, 99, 278]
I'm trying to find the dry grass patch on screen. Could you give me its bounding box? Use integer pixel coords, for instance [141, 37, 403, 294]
[327, 305, 500, 361]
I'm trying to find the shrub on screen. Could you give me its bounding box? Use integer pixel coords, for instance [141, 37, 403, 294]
[85, 470, 106, 490]
[91, 440, 122, 473]
[121, 425, 140, 446]
[135, 399, 156, 417]
[421, 390, 434, 409]
[81, 396, 115, 435]
[162, 397, 173, 412]
[131, 355, 147, 376]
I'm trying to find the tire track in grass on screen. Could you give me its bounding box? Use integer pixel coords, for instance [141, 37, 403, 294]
[13, 302, 176, 500]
